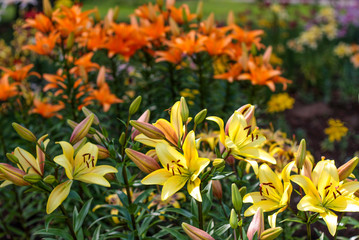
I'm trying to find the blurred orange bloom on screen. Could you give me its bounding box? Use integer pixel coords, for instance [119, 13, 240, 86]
[169, 31, 205, 56]
[70, 52, 100, 76]
[156, 47, 183, 65]
[351, 53, 359, 68]
[31, 99, 65, 119]
[23, 13, 53, 33]
[0, 64, 40, 82]
[230, 25, 264, 49]
[202, 33, 231, 56]
[214, 63, 243, 83]
[23, 32, 59, 55]
[134, 2, 160, 21]
[169, 4, 196, 24]
[79, 24, 107, 51]
[140, 15, 169, 42]
[0, 75, 18, 101]
[43, 70, 66, 96]
[90, 83, 123, 112]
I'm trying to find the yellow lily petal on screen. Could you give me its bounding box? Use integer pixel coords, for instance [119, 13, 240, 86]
[317, 162, 339, 200]
[46, 180, 73, 214]
[327, 196, 359, 212]
[75, 172, 110, 187]
[243, 192, 264, 203]
[244, 159, 259, 175]
[291, 175, 321, 201]
[228, 113, 246, 146]
[259, 164, 283, 194]
[54, 155, 73, 179]
[238, 148, 276, 164]
[14, 147, 42, 175]
[155, 119, 178, 146]
[0, 180, 12, 188]
[296, 195, 325, 213]
[187, 178, 202, 202]
[156, 142, 187, 170]
[142, 169, 172, 185]
[74, 142, 98, 174]
[170, 101, 183, 141]
[338, 181, 359, 196]
[244, 199, 280, 216]
[89, 165, 118, 175]
[206, 116, 225, 145]
[320, 210, 337, 236]
[183, 131, 198, 167]
[281, 161, 295, 183]
[134, 133, 164, 147]
[280, 182, 292, 206]
[161, 175, 187, 200]
[190, 157, 210, 181]
[57, 141, 74, 166]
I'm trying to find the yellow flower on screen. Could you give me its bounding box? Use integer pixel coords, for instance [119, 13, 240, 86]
[324, 118, 348, 142]
[291, 160, 359, 236]
[334, 42, 353, 58]
[180, 89, 199, 105]
[148, 192, 186, 220]
[243, 161, 295, 227]
[46, 142, 118, 214]
[267, 93, 295, 113]
[208, 111, 276, 174]
[141, 131, 210, 202]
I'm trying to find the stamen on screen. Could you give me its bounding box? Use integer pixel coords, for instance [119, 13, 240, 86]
[256, 135, 258, 140]
[333, 192, 337, 199]
[244, 125, 251, 130]
[172, 169, 175, 176]
[325, 190, 329, 197]
[325, 183, 332, 189]
[266, 189, 269, 195]
[178, 168, 182, 175]
[167, 164, 170, 171]
[336, 190, 342, 195]
[177, 164, 184, 168]
[251, 134, 254, 142]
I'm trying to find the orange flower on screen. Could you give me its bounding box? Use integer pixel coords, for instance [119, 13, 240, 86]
[351, 53, 359, 68]
[134, 2, 160, 21]
[155, 47, 183, 65]
[0, 75, 18, 101]
[140, 15, 169, 42]
[230, 25, 264, 49]
[43, 70, 66, 96]
[23, 13, 53, 33]
[168, 4, 196, 24]
[70, 52, 100, 76]
[79, 24, 107, 51]
[31, 99, 65, 119]
[214, 63, 243, 83]
[169, 31, 206, 56]
[202, 33, 231, 56]
[90, 83, 123, 112]
[23, 31, 59, 55]
[0, 64, 40, 82]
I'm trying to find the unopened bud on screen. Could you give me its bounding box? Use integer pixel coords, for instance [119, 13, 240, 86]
[131, 110, 151, 140]
[43, 175, 56, 184]
[94, 7, 101, 22]
[239, 186, 247, 198]
[73, 137, 87, 153]
[6, 153, 19, 164]
[182, 222, 215, 240]
[226, 155, 235, 166]
[129, 96, 142, 116]
[227, 11, 235, 26]
[196, 1, 203, 21]
[82, 107, 99, 125]
[67, 119, 78, 129]
[126, 148, 161, 173]
[260, 227, 283, 240]
[295, 139, 306, 169]
[119, 132, 126, 146]
[213, 158, 225, 168]
[231, 183, 242, 212]
[212, 180, 222, 200]
[105, 173, 116, 181]
[247, 207, 264, 240]
[70, 114, 94, 144]
[157, 0, 164, 8]
[0, 163, 29, 186]
[12, 123, 37, 142]
[338, 157, 359, 181]
[23, 173, 42, 184]
[194, 109, 207, 125]
[180, 97, 189, 123]
[130, 120, 165, 139]
[42, 0, 52, 17]
[97, 145, 110, 159]
[113, 6, 120, 22]
[169, 17, 180, 36]
[66, 32, 75, 50]
[230, 209, 238, 229]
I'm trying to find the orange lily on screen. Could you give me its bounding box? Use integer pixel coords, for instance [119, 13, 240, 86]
[169, 31, 206, 56]
[0, 64, 40, 82]
[0, 75, 18, 101]
[31, 98, 65, 119]
[70, 52, 100, 76]
[203, 33, 232, 56]
[168, 4, 197, 24]
[155, 47, 183, 65]
[23, 31, 59, 55]
[23, 13, 53, 33]
[140, 15, 169, 42]
[90, 83, 123, 112]
[214, 63, 243, 83]
[230, 25, 264, 49]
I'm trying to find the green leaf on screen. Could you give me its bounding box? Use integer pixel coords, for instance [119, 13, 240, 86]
[34, 228, 73, 240]
[163, 207, 194, 219]
[92, 225, 101, 240]
[159, 226, 187, 239]
[74, 198, 93, 232]
[215, 224, 231, 236]
[45, 214, 66, 231]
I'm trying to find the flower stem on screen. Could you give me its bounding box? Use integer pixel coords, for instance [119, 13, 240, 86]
[197, 200, 204, 230]
[306, 221, 311, 240]
[233, 229, 237, 240]
[237, 212, 243, 240]
[60, 205, 77, 240]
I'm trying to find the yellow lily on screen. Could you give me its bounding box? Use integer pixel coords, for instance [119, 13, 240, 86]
[47, 142, 118, 214]
[291, 159, 359, 236]
[207, 111, 275, 174]
[141, 131, 210, 202]
[135, 101, 184, 148]
[243, 161, 295, 227]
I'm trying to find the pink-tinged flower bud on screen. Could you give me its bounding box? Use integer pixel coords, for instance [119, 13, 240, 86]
[227, 11, 235, 26]
[67, 119, 78, 129]
[125, 148, 161, 173]
[130, 120, 165, 139]
[104, 173, 116, 181]
[82, 107, 100, 125]
[131, 110, 151, 140]
[0, 163, 30, 186]
[212, 180, 222, 200]
[180, 97, 189, 123]
[338, 157, 359, 181]
[37, 134, 49, 175]
[146, 149, 158, 161]
[97, 145, 110, 159]
[260, 227, 283, 240]
[226, 155, 235, 166]
[12, 123, 37, 142]
[247, 207, 264, 240]
[295, 139, 306, 170]
[73, 137, 87, 152]
[182, 222, 215, 240]
[70, 114, 95, 144]
[225, 104, 255, 135]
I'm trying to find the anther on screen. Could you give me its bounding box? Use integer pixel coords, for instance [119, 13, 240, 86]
[167, 163, 170, 171]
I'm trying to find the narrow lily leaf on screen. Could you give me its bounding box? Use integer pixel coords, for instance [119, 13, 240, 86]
[34, 228, 73, 240]
[74, 198, 93, 232]
[92, 225, 101, 240]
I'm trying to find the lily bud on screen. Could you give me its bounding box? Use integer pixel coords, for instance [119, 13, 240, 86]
[113, 6, 120, 22]
[196, 1, 203, 21]
[338, 157, 359, 181]
[247, 207, 264, 240]
[97, 145, 110, 159]
[225, 104, 255, 134]
[180, 97, 189, 123]
[67, 119, 78, 129]
[119, 132, 126, 146]
[131, 110, 151, 140]
[260, 227, 283, 240]
[12, 123, 37, 142]
[195, 109, 207, 125]
[6, 153, 19, 164]
[226, 155, 235, 166]
[0, 163, 29, 186]
[94, 7, 101, 22]
[82, 107, 100, 125]
[212, 180, 222, 200]
[157, 0, 164, 8]
[126, 148, 161, 173]
[43, 175, 56, 184]
[227, 11, 235, 26]
[239, 186, 247, 198]
[70, 114, 94, 144]
[229, 209, 238, 229]
[129, 96, 142, 116]
[213, 158, 225, 168]
[66, 32, 75, 50]
[182, 222, 215, 240]
[23, 173, 42, 184]
[73, 137, 87, 153]
[42, 0, 52, 17]
[169, 17, 180, 36]
[295, 139, 306, 170]
[231, 183, 242, 212]
[130, 120, 165, 139]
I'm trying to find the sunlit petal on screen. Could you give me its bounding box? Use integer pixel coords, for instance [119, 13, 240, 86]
[46, 180, 73, 214]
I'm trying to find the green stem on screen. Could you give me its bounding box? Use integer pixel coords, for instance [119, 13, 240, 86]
[237, 212, 243, 240]
[59, 205, 77, 240]
[306, 221, 311, 240]
[197, 200, 204, 230]
[334, 213, 344, 240]
[233, 229, 237, 240]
